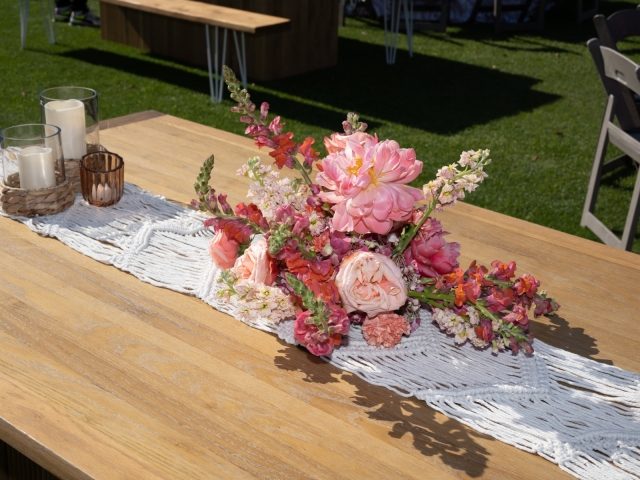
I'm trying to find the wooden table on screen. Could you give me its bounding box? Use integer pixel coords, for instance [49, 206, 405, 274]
[1, 112, 639, 480]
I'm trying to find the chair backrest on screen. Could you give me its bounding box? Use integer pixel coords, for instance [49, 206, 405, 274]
[588, 38, 640, 129]
[600, 45, 640, 97]
[593, 6, 640, 50]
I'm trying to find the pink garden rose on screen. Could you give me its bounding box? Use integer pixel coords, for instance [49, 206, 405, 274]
[316, 138, 424, 235]
[231, 238, 277, 286]
[362, 313, 410, 348]
[209, 230, 240, 269]
[323, 131, 377, 155]
[335, 251, 407, 317]
[403, 217, 460, 278]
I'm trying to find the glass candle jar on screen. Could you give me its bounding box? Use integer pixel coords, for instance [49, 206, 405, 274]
[79, 151, 124, 207]
[1, 124, 65, 190]
[40, 87, 100, 161]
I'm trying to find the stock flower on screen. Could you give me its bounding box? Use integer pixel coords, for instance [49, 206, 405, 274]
[232, 238, 277, 286]
[362, 313, 410, 348]
[209, 230, 239, 269]
[235, 282, 296, 324]
[316, 139, 423, 235]
[335, 251, 407, 317]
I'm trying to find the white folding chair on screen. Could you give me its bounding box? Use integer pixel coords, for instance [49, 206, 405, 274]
[581, 43, 640, 251]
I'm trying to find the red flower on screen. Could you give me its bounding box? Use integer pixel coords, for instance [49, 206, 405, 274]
[269, 132, 296, 169]
[502, 305, 529, 330]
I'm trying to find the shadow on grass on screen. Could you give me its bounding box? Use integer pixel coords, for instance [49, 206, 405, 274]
[61, 36, 560, 134]
[274, 342, 491, 477]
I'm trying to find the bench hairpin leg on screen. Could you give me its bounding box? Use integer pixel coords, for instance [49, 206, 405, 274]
[20, 0, 28, 50]
[233, 31, 248, 89]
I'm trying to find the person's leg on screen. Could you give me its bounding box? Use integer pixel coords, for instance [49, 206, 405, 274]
[54, 0, 72, 21]
[69, 0, 100, 26]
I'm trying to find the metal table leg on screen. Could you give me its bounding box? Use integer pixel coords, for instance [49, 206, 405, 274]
[205, 24, 227, 103]
[232, 31, 248, 89]
[383, 0, 413, 65]
[40, 0, 56, 45]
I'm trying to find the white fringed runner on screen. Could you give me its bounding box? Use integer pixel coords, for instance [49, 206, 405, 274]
[3, 183, 639, 480]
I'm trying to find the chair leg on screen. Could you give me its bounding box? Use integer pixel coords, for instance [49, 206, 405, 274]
[621, 166, 640, 250]
[403, 0, 413, 58]
[383, 0, 402, 65]
[581, 95, 615, 227]
[493, 0, 502, 34]
[20, 0, 29, 50]
[39, 0, 55, 44]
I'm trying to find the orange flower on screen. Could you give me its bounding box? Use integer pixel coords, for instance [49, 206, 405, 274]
[269, 132, 296, 169]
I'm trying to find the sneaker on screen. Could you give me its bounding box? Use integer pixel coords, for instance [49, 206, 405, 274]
[54, 6, 72, 22]
[70, 10, 100, 27]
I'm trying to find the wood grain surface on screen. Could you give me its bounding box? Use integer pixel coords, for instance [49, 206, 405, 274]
[1, 113, 639, 479]
[99, 0, 290, 34]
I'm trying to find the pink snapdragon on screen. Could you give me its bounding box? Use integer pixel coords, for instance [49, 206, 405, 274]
[316, 138, 423, 234]
[403, 217, 460, 278]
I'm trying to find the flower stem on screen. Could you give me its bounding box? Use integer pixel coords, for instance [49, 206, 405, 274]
[392, 203, 435, 257]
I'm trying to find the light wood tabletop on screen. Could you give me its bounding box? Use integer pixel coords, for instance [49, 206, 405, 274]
[99, 0, 291, 35]
[1, 112, 639, 480]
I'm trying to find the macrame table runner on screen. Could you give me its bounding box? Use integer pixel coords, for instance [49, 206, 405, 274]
[2, 182, 639, 480]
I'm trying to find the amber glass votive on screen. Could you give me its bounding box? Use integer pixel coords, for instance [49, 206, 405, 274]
[79, 151, 124, 207]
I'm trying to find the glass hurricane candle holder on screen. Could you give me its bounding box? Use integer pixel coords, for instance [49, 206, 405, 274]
[40, 87, 100, 160]
[80, 151, 124, 207]
[1, 124, 66, 189]
[0, 124, 74, 217]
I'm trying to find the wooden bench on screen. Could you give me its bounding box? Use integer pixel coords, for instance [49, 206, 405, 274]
[100, 0, 290, 102]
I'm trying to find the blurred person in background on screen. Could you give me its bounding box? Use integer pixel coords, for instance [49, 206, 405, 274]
[54, 0, 100, 27]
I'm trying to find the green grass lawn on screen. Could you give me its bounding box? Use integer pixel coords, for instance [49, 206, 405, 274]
[2, 0, 640, 252]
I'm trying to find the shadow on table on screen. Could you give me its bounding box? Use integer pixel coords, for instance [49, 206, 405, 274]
[532, 314, 614, 365]
[274, 343, 491, 477]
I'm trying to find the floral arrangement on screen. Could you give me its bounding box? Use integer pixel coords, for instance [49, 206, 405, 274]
[192, 67, 560, 357]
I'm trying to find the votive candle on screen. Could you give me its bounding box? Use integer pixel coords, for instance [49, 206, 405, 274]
[16, 146, 56, 190]
[44, 100, 86, 160]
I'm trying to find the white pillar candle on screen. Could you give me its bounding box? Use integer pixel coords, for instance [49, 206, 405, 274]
[17, 147, 56, 190]
[44, 100, 87, 160]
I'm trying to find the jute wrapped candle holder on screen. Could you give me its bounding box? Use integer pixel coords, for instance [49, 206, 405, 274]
[0, 172, 74, 217]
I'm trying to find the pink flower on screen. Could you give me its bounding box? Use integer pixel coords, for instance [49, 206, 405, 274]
[490, 260, 517, 281]
[316, 139, 424, 235]
[335, 251, 407, 317]
[362, 313, 410, 348]
[293, 305, 349, 356]
[403, 218, 460, 278]
[323, 131, 377, 155]
[231, 238, 277, 286]
[502, 305, 530, 330]
[209, 230, 239, 269]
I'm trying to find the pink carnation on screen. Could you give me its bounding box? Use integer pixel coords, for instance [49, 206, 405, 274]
[316, 138, 424, 235]
[362, 313, 410, 348]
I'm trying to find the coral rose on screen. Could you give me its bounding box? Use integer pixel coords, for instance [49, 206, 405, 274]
[362, 313, 410, 348]
[209, 230, 240, 270]
[335, 251, 407, 317]
[231, 238, 277, 286]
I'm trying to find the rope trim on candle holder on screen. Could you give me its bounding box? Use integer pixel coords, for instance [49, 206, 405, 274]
[0, 177, 74, 217]
[64, 159, 82, 194]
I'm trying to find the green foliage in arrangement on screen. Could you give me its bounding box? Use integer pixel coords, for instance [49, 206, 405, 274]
[1, 0, 639, 251]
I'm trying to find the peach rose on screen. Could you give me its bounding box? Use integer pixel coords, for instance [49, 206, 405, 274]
[209, 230, 239, 269]
[362, 313, 410, 348]
[335, 251, 407, 317]
[231, 238, 277, 286]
